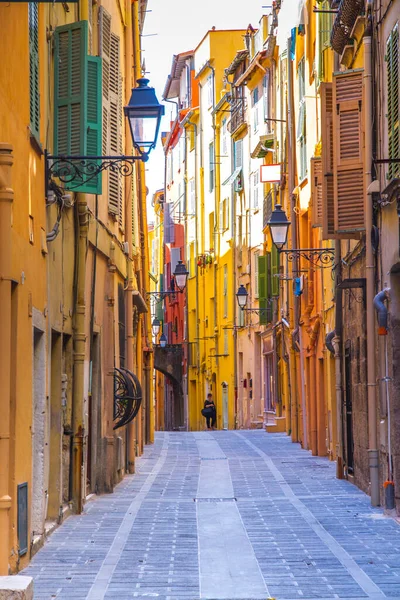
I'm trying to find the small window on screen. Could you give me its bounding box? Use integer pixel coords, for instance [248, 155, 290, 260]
[223, 264, 228, 317]
[209, 142, 214, 192]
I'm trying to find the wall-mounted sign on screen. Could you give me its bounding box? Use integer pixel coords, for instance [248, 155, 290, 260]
[260, 164, 281, 183]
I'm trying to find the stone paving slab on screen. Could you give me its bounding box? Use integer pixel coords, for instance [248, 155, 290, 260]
[22, 431, 400, 600]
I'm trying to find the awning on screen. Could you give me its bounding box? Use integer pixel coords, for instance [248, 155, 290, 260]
[251, 135, 274, 159]
[132, 290, 148, 314]
[222, 167, 242, 186]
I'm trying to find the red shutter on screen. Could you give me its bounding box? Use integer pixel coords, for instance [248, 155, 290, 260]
[333, 70, 365, 235]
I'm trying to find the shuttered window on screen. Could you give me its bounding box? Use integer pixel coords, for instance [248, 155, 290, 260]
[54, 21, 102, 194]
[254, 251, 259, 298]
[29, 4, 40, 140]
[311, 157, 323, 227]
[209, 142, 214, 192]
[223, 264, 228, 317]
[258, 255, 268, 326]
[387, 24, 399, 180]
[320, 82, 335, 239]
[110, 33, 123, 224]
[271, 245, 279, 297]
[333, 70, 365, 234]
[297, 57, 307, 181]
[234, 139, 243, 169]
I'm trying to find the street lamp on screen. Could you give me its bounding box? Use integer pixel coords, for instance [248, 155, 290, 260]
[267, 204, 290, 250]
[124, 78, 165, 157]
[152, 317, 161, 337]
[173, 260, 189, 291]
[147, 259, 189, 302]
[45, 77, 164, 197]
[267, 204, 335, 268]
[159, 333, 167, 348]
[236, 284, 248, 309]
[236, 284, 272, 315]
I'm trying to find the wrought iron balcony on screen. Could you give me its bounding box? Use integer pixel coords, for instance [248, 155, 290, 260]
[330, 0, 364, 55]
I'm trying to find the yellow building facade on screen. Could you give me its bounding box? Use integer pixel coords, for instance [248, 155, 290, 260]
[0, 0, 154, 574]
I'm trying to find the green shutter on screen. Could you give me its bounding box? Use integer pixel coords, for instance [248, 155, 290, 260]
[387, 24, 399, 180]
[29, 3, 40, 140]
[83, 56, 102, 194]
[156, 274, 164, 321]
[258, 254, 267, 326]
[271, 245, 279, 296]
[54, 21, 102, 194]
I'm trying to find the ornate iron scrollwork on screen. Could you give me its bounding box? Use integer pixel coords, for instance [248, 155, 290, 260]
[47, 156, 139, 190]
[113, 367, 142, 430]
[280, 248, 335, 268]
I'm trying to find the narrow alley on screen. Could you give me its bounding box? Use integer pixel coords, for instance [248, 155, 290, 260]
[24, 431, 400, 600]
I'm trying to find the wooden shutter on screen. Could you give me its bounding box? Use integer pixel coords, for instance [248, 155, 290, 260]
[54, 21, 87, 158]
[235, 139, 243, 168]
[387, 24, 400, 180]
[29, 4, 40, 139]
[271, 244, 279, 297]
[258, 254, 267, 326]
[99, 7, 111, 157]
[54, 21, 102, 193]
[333, 70, 365, 235]
[320, 82, 335, 239]
[109, 33, 123, 220]
[84, 57, 102, 194]
[311, 157, 323, 227]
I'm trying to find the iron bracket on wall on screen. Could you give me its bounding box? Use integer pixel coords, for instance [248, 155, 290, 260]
[113, 367, 142, 430]
[45, 151, 145, 199]
[279, 248, 335, 268]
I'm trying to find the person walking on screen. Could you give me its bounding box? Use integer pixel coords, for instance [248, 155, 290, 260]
[202, 392, 216, 430]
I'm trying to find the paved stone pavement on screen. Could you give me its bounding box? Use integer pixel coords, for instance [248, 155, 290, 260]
[23, 431, 400, 600]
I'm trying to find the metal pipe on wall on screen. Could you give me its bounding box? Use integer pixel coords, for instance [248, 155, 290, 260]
[364, 5, 380, 506]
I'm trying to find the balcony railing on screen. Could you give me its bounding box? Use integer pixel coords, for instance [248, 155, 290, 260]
[228, 87, 247, 134]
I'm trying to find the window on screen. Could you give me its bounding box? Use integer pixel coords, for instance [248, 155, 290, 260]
[234, 139, 243, 169]
[264, 69, 271, 133]
[223, 265, 228, 317]
[254, 251, 260, 297]
[252, 171, 260, 210]
[222, 118, 228, 155]
[252, 86, 259, 132]
[29, 4, 40, 141]
[263, 189, 273, 229]
[54, 21, 102, 194]
[297, 57, 307, 181]
[209, 142, 214, 192]
[387, 24, 399, 180]
[223, 329, 229, 355]
[190, 179, 196, 215]
[317, 0, 333, 83]
[219, 198, 229, 232]
[207, 74, 213, 107]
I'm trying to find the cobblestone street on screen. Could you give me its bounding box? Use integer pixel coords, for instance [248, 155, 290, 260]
[23, 431, 400, 600]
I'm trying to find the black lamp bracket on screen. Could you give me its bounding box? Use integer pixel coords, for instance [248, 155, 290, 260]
[279, 248, 335, 268]
[147, 290, 183, 304]
[45, 151, 147, 199]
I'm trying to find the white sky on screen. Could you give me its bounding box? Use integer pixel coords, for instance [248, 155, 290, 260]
[142, 0, 266, 216]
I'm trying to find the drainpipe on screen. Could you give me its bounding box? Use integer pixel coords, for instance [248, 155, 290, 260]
[0, 144, 13, 574]
[334, 239, 344, 478]
[374, 288, 393, 507]
[183, 112, 200, 378]
[125, 0, 136, 473]
[72, 194, 88, 514]
[208, 63, 220, 378]
[133, 0, 153, 445]
[287, 36, 299, 442]
[364, 4, 380, 507]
